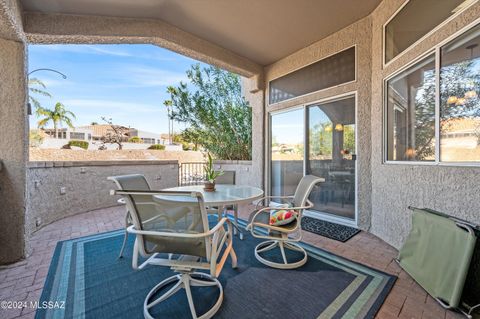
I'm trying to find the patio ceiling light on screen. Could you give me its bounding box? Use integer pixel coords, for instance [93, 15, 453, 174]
[335, 124, 344, 131]
[447, 96, 458, 104]
[464, 90, 477, 99]
[455, 97, 466, 106]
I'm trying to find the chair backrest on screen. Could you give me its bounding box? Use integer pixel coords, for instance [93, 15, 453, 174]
[123, 190, 210, 258]
[215, 171, 236, 184]
[108, 174, 151, 191]
[293, 175, 324, 207]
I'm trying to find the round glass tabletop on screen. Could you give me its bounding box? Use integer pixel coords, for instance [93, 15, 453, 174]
[156, 184, 264, 206]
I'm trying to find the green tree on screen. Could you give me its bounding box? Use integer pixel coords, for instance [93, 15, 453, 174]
[410, 60, 480, 159]
[37, 102, 76, 138]
[28, 78, 51, 110]
[164, 64, 252, 160]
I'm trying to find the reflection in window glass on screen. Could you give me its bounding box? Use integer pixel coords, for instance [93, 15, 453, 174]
[270, 109, 304, 197]
[307, 97, 356, 220]
[385, 0, 465, 63]
[386, 54, 436, 161]
[440, 24, 480, 162]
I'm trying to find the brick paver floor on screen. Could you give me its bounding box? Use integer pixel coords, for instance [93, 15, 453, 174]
[0, 205, 465, 319]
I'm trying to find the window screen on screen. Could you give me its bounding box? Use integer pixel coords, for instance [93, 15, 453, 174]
[384, 0, 465, 63]
[269, 47, 355, 104]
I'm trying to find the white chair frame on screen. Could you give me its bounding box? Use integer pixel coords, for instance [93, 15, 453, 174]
[247, 196, 314, 269]
[111, 189, 237, 319]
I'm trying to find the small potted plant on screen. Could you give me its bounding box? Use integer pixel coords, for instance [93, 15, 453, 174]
[204, 152, 223, 192]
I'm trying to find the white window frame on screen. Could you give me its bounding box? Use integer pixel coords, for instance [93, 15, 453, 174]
[383, 17, 480, 167]
[382, 0, 477, 69]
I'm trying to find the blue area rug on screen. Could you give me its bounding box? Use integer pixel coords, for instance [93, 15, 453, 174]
[36, 218, 396, 319]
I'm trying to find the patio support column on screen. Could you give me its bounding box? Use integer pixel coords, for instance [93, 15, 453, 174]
[0, 0, 28, 264]
[243, 76, 265, 189]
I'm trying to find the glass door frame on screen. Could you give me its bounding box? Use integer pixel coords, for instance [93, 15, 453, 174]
[266, 91, 358, 227]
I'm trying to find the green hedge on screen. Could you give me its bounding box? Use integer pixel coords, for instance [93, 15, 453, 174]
[68, 140, 89, 150]
[148, 144, 165, 150]
[128, 136, 142, 143]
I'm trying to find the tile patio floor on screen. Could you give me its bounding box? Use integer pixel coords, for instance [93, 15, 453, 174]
[0, 205, 465, 319]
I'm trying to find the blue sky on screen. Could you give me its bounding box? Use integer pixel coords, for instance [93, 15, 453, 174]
[28, 44, 206, 134]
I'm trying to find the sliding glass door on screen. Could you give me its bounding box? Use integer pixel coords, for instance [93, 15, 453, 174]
[306, 96, 356, 221]
[270, 108, 304, 198]
[269, 95, 356, 223]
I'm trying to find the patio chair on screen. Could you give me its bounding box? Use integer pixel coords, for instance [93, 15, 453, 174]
[246, 175, 324, 269]
[108, 174, 152, 258]
[110, 188, 237, 319]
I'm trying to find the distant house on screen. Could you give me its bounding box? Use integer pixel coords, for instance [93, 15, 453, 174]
[39, 124, 167, 149]
[129, 128, 166, 145]
[42, 127, 93, 141]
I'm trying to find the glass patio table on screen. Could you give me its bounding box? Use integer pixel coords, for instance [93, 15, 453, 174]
[156, 184, 264, 239]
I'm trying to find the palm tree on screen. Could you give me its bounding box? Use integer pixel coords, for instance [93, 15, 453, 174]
[28, 78, 51, 110]
[37, 102, 76, 138]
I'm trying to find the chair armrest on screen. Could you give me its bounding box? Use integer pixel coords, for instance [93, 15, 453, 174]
[255, 195, 294, 209]
[127, 217, 231, 239]
[248, 199, 314, 232]
[111, 189, 200, 197]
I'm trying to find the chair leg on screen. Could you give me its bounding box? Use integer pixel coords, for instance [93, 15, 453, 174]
[254, 240, 308, 270]
[118, 211, 130, 259]
[143, 272, 223, 319]
[117, 230, 128, 259]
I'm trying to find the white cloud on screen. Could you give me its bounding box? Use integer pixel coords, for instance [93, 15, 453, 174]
[63, 99, 164, 113]
[121, 66, 188, 87]
[30, 44, 179, 61]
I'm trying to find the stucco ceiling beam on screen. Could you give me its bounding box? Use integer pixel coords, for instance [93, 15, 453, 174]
[23, 12, 264, 87]
[0, 0, 25, 41]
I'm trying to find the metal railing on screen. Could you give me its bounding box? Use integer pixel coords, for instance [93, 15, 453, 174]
[179, 162, 206, 186]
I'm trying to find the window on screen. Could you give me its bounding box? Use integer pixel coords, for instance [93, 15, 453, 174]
[269, 47, 355, 104]
[386, 54, 436, 161]
[385, 22, 480, 164]
[440, 24, 480, 162]
[141, 137, 155, 144]
[70, 132, 85, 140]
[384, 0, 466, 64]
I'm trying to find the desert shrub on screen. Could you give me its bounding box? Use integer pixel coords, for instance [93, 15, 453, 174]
[148, 144, 165, 150]
[68, 140, 89, 150]
[29, 130, 44, 148]
[128, 136, 142, 143]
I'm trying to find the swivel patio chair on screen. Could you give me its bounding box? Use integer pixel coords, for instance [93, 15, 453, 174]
[110, 188, 237, 319]
[108, 174, 153, 258]
[246, 175, 324, 269]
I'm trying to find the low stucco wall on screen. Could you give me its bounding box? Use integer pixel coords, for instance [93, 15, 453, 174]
[25, 160, 179, 240]
[213, 160, 258, 188]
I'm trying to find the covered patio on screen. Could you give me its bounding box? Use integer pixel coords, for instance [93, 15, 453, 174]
[1, 0, 480, 318]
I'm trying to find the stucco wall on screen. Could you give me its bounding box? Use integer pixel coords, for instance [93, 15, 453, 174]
[263, 17, 373, 230]
[370, 0, 480, 249]
[213, 160, 258, 188]
[25, 160, 179, 240]
[0, 37, 27, 264]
